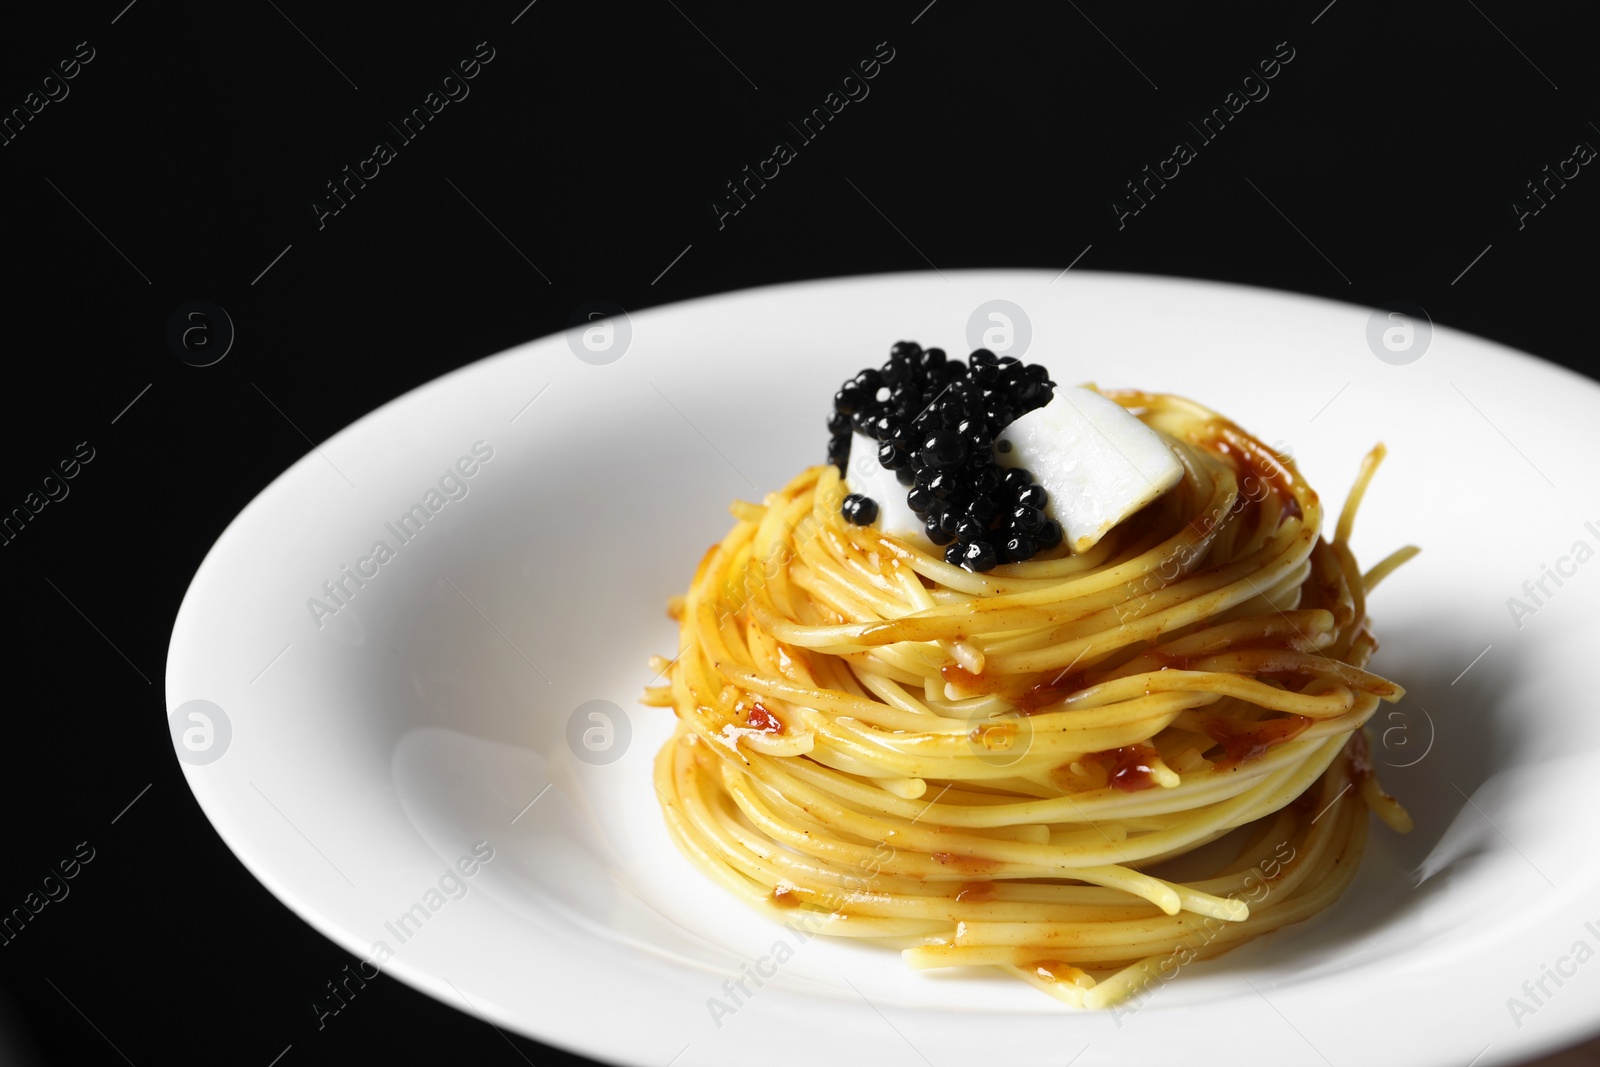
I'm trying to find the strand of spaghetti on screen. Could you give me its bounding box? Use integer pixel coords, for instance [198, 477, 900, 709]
[1082, 798, 1369, 1007]
[918, 775, 1360, 969]
[1335, 443, 1386, 547]
[985, 540, 1320, 672]
[1363, 544, 1422, 594]
[759, 707, 1370, 830]
[734, 732, 1341, 871]
[1050, 670, 1361, 717]
[716, 662, 959, 732]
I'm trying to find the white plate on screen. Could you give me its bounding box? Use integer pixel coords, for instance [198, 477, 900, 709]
[168, 271, 1600, 1067]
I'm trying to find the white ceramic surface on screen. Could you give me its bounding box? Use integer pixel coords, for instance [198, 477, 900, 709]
[167, 271, 1600, 1067]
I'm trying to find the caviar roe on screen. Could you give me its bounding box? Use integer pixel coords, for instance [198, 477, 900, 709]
[829, 342, 1062, 571]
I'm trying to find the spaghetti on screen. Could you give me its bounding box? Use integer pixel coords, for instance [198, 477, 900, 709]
[643, 388, 1415, 1008]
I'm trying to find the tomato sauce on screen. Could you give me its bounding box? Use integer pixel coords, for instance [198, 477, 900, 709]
[1196, 713, 1310, 769]
[1091, 744, 1161, 791]
[746, 702, 785, 734]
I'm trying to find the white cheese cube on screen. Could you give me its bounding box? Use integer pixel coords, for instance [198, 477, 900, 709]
[993, 387, 1182, 553]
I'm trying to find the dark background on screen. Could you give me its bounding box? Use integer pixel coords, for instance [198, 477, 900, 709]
[1, 1, 1595, 1064]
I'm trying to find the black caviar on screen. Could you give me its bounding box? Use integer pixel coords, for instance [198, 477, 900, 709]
[840, 493, 878, 525]
[828, 341, 1060, 571]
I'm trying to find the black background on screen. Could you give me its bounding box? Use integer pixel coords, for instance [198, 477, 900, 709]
[1, 1, 1596, 1064]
